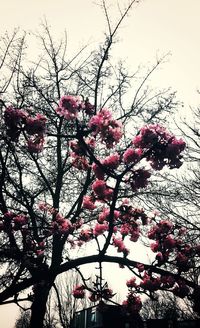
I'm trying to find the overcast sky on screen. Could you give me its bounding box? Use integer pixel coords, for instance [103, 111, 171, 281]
[0, 1, 200, 327]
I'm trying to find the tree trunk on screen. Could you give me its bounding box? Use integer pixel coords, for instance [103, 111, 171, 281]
[30, 281, 52, 328]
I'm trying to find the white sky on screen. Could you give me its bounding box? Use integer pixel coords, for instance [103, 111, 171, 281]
[0, 0, 200, 327]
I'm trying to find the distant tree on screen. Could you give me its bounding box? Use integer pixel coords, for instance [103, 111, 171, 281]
[15, 310, 31, 328]
[141, 291, 199, 321]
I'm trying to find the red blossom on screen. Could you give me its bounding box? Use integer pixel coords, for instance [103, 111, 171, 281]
[72, 285, 85, 299]
[161, 275, 176, 288]
[150, 241, 160, 252]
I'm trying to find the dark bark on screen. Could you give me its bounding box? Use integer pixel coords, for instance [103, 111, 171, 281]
[30, 281, 53, 328]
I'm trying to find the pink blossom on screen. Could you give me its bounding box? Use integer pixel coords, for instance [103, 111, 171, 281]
[102, 288, 113, 300]
[140, 274, 161, 291]
[89, 292, 100, 302]
[92, 180, 106, 196]
[126, 277, 137, 288]
[102, 153, 120, 169]
[161, 275, 175, 288]
[148, 226, 159, 240]
[98, 208, 110, 223]
[79, 228, 93, 242]
[98, 208, 119, 223]
[129, 169, 151, 191]
[113, 237, 129, 256]
[4, 106, 28, 127]
[72, 285, 85, 299]
[158, 220, 173, 234]
[89, 108, 122, 148]
[71, 154, 89, 170]
[84, 98, 95, 115]
[13, 215, 28, 226]
[132, 124, 186, 170]
[92, 163, 105, 180]
[93, 222, 108, 236]
[178, 227, 187, 235]
[36, 250, 44, 257]
[92, 180, 113, 200]
[176, 252, 189, 270]
[25, 114, 46, 135]
[59, 219, 73, 234]
[82, 196, 96, 211]
[27, 136, 44, 153]
[56, 95, 82, 120]
[156, 252, 164, 263]
[123, 148, 143, 165]
[163, 235, 176, 249]
[122, 292, 142, 313]
[120, 224, 130, 236]
[150, 241, 159, 252]
[136, 263, 144, 272]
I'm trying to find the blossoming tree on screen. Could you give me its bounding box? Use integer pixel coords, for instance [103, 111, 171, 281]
[0, 1, 199, 327]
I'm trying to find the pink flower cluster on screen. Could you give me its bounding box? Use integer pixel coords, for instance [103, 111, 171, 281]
[69, 139, 94, 171]
[102, 153, 120, 169]
[0, 212, 28, 232]
[92, 180, 113, 201]
[128, 169, 151, 191]
[133, 124, 186, 170]
[56, 95, 82, 120]
[126, 277, 137, 288]
[89, 108, 122, 148]
[113, 237, 129, 257]
[123, 148, 143, 165]
[25, 113, 46, 135]
[56, 96, 94, 120]
[92, 153, 120, 180]
[98, 207, 119, 224]
[93, 222, 108, 236]
[122, 292, 142, 313]
[4, 106, 28, 141]
[51, 213, 73, 235]
[72, 285, 85, 298]
[147, 219, 197, 272]
[140, 272, 161, 291]
[4, 106, 46, 153]
[82, 196, 96, 211]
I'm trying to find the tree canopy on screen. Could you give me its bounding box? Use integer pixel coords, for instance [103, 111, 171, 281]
[0, 1, 199, 327]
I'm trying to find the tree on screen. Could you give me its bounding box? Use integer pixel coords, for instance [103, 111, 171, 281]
[141, 291, 199, 321]
[0, 1, 199, 327]
[14, 270, 92, 328]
